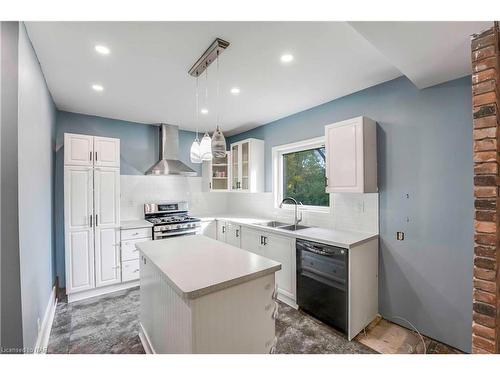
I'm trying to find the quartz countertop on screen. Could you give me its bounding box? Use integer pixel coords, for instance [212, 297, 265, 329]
[137, 235, 281, 300]
[199, 215, 378, 249]
[120, 219, 153, 230]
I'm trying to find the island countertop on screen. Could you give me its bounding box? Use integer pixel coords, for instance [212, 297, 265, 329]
[137, 235, 282, 300]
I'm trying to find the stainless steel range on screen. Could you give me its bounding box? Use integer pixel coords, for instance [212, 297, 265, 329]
[144, 202, 201, 240]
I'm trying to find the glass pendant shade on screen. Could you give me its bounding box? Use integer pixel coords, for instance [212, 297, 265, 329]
[190, 138, 202, 164]
[211, 125, 226, 158]
[200, 132, 213, 161]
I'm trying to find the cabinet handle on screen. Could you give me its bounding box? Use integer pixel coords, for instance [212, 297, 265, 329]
[260, 235, 263, 245]
[222, 226, 226, 234]
[90, 151, 93, 161]
[95, 151, 98, 161]
[89, 215, 93, 227]
[236, 229, 239, 237]
[209, 182, 212, 189]
[263, 236, 268, 246]
[133, 269, 139, 273]
[95, 214, 98, 226]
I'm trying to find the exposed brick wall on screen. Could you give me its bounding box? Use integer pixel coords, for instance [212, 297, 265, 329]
[472, 22, 500, 354]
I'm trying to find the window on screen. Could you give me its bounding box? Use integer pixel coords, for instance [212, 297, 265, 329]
[273, 137, 330, 211]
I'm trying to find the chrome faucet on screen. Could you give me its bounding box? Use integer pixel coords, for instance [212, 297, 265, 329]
[279, 197, 303, 228]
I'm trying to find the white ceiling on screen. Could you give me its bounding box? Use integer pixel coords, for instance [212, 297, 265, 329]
[25, 21, 491, 135]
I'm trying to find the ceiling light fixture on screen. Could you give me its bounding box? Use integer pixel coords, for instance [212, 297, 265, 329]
[92, 84, 104, 92]
[280, 54, 294, 63]
[211, 51, 226, 159]
[190, 76, 202, 164]
[94, 45, 110, 55]
[230, 87, 240, 95]
[200, 108, 209, 115]
[199, 69, 212, 161]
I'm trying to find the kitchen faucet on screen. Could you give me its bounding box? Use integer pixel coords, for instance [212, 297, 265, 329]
[279, 197, 303, 228]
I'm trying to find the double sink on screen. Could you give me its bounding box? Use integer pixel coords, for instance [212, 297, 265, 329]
[255, 221, 310, 232]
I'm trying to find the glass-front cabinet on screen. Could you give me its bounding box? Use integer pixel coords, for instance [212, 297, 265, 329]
[230, 138, 265, 192]
[202, 151, 230, 192]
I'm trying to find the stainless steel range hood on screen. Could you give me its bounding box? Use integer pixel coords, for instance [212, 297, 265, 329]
[145, 124, 197, 176]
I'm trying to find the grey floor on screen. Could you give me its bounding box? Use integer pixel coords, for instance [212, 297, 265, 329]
[47, 287, 375, 354]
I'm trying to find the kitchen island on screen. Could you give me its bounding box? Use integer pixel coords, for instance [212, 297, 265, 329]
[137, 235, 282, 354]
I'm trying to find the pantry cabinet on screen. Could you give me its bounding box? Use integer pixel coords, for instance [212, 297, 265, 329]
[64, 133, 121, 301]
[240, 226, 296, 306]
[325, 116, 377, 193]
[230, 138, 264, 192]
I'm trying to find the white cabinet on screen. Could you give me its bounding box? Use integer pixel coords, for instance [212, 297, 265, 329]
[120, 227, 152, 282]
[64, 133, 120, 168]
[64, 134, 94, 166]
[95, 227, 121, 288]
[202, 152, 231, 192]
[225, 222, 241, 248]
[240, 226, 296, 306]
[325, 116, 377, 193]
[64, 132, 122, 300]
[64, 166, 95, 293]
[230, 138, 264, 192]
[216, 220, 241, 247]
[94, 136, 120, 168]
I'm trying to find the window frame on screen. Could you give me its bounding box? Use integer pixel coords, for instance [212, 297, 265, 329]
[272, 136, 331, 213]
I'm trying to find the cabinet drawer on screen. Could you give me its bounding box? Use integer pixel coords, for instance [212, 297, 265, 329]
[121, 227, 152, 240]
[121, 238, 150, 261]
[122, 259, 140, 282]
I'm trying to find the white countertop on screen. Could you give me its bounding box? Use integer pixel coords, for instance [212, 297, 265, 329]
[120, 219, 153, 230]
[199, 215, 378, 249]
[137, 235, 281, 300]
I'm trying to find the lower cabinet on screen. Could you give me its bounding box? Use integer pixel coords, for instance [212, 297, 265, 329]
[120, 227, 152, 282]
[198, 220, 217, 239]
[95, 227, 121, 288]
[240, 226, 296, 305]
[216, 220, 241, 248]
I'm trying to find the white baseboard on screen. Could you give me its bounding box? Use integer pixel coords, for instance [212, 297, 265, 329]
[34, 286, 57, 354]
[139, 323, 155, 354]
[277, 292, 298, 310]
[67, 280, 139, 303]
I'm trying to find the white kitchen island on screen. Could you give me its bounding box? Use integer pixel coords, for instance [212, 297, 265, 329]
[137, 235, 282, 354]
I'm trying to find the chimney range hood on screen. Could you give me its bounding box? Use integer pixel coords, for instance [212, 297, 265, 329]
[145, 124, 197, 176]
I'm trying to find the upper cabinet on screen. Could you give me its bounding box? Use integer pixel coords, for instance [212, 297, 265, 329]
[202, 151, 231, 192]
[230, 138, 264, 193]
[64, 133, 120, 168]
[325, 116, 377, 193]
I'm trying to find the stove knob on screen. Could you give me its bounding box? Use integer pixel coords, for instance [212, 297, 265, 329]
[177, 225, 181, 229]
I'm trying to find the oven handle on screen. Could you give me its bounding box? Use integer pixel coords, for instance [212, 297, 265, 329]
[154, 229, 198, 239]
[297, 241, 345, 257]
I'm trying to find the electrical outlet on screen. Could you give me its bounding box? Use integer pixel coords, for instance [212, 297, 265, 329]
[396, 232, 405, 241]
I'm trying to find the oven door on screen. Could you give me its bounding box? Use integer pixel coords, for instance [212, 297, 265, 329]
[296, 240, 348, 334]
[153, 229, 197, 240]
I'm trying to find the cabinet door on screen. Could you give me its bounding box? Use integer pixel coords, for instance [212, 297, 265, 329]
[94, 136, 120, 168]
[231, 144, 240, 190]
[240, 227, 264, 256]
[94, 168, 120, 228]
[64, 166, 94, 293]
[262, 234, 296, 300]
[226, 222, 241, 248]
[240, 141, 250, 191]
[95, 227, 121, 287]
[64, 133, 94, 166]
[216, 220, 227, 242]
[325, 118, 364, 193]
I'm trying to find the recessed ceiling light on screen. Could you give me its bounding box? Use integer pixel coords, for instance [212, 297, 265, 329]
[200, 108, 208, 114]
[230, 87, 240, 95]
[280, 54, 294, 63]
[94, 45, 110, 55]
[92, 84, 104, 92]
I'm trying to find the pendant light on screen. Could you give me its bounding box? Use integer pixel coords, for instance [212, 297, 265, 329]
[211, 51, 226, 158]
[199, 67, 212, 161]
[190, 76, 202, 163]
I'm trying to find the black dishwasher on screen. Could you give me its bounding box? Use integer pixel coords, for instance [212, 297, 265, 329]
[296, 239, 348, 334]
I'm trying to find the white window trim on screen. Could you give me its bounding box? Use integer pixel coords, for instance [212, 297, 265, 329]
[272, 136, 331, 213]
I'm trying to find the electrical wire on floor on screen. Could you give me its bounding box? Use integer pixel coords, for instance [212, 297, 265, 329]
[389, 316, 427, 354]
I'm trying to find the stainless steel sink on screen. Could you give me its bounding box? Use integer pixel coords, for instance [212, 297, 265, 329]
[278, 224, 310, 231]
[255, 221, 290, 228]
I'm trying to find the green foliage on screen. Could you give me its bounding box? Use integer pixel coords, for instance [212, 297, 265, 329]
[283, 147, 329, 207]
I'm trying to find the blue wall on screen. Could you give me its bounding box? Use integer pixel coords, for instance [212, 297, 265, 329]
[228, 76, 474, 352]
[54, 111, 200, 287]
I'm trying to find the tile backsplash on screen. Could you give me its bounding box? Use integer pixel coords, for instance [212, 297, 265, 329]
[121, 175, 378, 233]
